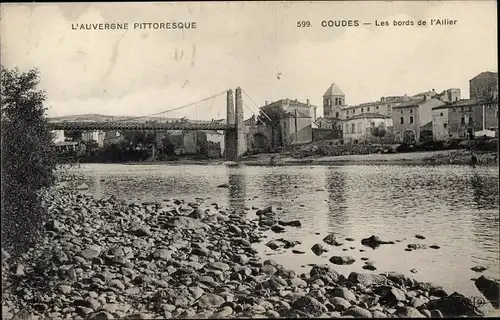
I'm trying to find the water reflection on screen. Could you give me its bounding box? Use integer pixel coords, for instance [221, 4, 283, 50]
[469, 170, 499, 210]
[228, 170, 246, 214]
[259, 171, 300, 199]
[325, 168, 348, 229]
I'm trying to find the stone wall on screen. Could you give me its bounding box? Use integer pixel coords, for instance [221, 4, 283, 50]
[312, 128, 342, 142]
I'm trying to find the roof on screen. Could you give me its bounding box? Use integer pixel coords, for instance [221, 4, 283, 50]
[470, 71, 498, 82]
[393, 98, 425, 108]
[432, 97, 498, 110]
[345, 113, 390, 120]
[283, 110, 311, 118]
[323, 83, 345, 97]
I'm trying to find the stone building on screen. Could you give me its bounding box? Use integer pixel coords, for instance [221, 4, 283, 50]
[343, 95, 408, 123]
[260, 98, 317, 147]
[392, 94, 445, 144]
[322, 83, 346, 130]
[432, 97, 498, 140]
[342, 113, 393, 144]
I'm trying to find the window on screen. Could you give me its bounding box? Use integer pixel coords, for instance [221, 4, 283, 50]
[453, 108, 456, 112]
[376, 106, 379, 110]
[401, 110, 403, 114]
[361, 108, 364, 112]
[367, 107, 370, 112]
[410, 116, 414, 124]
[327, 98, 331, 106]
[440, 112, 444, 117]
[353, 109, 356, 114]
[410, 109, 413, 114]
[284, 122, 286, 128]
[468, 116, 473, 124]
[351, 123, 355, 133]
[400, 117, 404, 124]
[335, 112, 339, 118]
[345, 124, 348, 132]
[460, 116, 465, 124]
[468, 107, 472, 112]
[444, 123, 448, 129]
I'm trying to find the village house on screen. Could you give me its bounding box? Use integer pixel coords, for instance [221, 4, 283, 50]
[102, 131, 124, 147]
[392, 92, 445, 144]
[343, 95, 408, 121]
[432, 72, 498, 141]
[342, 113, 393, 144]
[260, 98, 318, 147]
[432, 98, 498, 140]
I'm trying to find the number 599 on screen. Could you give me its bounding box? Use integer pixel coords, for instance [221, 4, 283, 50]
[297, 21, 311, 27]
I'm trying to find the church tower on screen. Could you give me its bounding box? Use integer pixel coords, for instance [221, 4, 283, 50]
[323, 83, 346, 119]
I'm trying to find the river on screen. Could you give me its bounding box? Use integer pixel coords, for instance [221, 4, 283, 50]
[71, 163, 499, 302]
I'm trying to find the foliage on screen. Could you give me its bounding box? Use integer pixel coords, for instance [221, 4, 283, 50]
[371, 123, 387, 145]
[260, 104, 286, 147]
[1, 66, 56, 256]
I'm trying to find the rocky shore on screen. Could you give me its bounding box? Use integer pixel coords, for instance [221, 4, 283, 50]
[2, 175, 498, 319]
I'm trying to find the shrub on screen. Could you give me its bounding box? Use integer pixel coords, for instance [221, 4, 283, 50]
[1, 66, 56, 257]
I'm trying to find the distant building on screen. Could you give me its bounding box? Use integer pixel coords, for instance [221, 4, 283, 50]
[51, 130, 65, 144]
[54, 141, 84, 153]
[343, 95, 408, 121]
[81, 130, 105, 147]
[392, 93, 445, 143]
[103, 131, 124, 146]
[322, 82, 345, 129]
[342, 113, 393, 144]
[261, 98, 317, 147]
[470, 71, 498, 100]
[432, 97, 498, 140]
[435, 88, 461, 103]
[280, 109, 316, 146]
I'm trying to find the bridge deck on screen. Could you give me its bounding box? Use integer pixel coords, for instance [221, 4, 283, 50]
[48, 121, 234, 131]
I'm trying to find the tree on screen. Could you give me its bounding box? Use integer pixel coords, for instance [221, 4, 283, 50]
[371, 123, 387, 145]
[260, 104, 286, 148]
[1, 66, 57, 256]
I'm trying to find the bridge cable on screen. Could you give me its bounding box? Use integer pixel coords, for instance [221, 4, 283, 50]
[115, 89, 228, 122]
[241, 89, 272, 122]
[242, 101, 266, 125]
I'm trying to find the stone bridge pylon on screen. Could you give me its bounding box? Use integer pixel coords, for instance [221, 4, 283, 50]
[224, 88, 247, 161]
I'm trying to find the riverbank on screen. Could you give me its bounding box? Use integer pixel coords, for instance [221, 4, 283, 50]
[113, 149, 497, 167]
[240, 149, 498, 166]
[2, 176, 499, 319]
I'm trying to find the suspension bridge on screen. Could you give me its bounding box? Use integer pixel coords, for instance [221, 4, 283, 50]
[48, 87, 271, 160]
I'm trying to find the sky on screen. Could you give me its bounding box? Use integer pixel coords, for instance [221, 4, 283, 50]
[0, 1, 497, 120]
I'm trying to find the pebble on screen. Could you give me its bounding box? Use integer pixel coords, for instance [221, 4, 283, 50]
[1, 183, 478, 320]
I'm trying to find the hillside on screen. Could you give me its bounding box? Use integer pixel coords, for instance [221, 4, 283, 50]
[49, 114, 225, 123]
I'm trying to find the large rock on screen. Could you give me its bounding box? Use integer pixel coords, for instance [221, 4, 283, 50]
[381, 287, 406, 305]
[395, 306, 425, 318]
[348, 272, 388, 287]
[169, 216, 210, 231]
[291, 296, 328, 317]
[197, 293, 225, 309]
[311, 244, 328, 256]
[474, 275, 500, 308]
[342, 306, 373, 318]
[310, 265, 341, 284]
[329, 256, 355, 265]
[423, 292, 484, 317]
[329, 287, 357, 303]
[361, 235, 395, 249]
[278, 220, 302, 227]
[323, 234, 343, 246]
